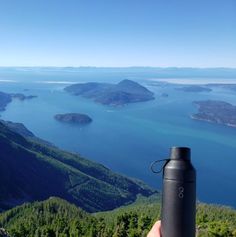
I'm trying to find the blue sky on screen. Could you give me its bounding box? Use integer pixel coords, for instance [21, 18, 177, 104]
[0, 0, 235, 67]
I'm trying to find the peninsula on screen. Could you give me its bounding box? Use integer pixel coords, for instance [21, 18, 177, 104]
[192, 100, 236, 127]
[0, 91, 37, 111]
[64, 79, 154, 106]
[0, 92, 12, 111]
[54, 113, 92, 124]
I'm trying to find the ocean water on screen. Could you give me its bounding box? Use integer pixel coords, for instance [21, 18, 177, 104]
[0, 68, 236, 208]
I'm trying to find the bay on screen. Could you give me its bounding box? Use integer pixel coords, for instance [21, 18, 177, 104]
[0, 68, 236, 208]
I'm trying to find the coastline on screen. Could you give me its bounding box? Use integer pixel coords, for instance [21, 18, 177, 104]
[190, 115, 236, 128]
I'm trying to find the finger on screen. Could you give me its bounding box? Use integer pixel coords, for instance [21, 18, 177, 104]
[147, 220, 161, 237]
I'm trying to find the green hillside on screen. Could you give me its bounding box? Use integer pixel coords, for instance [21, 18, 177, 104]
[96, 195, 236, 237]
[0, 121, 155, 212]
[0, 196, 235, 237]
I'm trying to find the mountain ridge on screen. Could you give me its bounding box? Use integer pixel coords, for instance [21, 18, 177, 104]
[0, 121, 155, 212]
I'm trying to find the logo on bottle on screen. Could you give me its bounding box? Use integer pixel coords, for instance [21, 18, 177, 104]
[178, 186, 184, 198]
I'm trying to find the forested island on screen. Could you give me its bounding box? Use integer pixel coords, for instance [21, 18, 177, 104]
[64, 79, 154, 106]
[54, 113, 92, 124]
[192, 100, 236, 127]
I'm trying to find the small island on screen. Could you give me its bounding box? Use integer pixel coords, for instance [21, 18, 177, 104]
[161, 93, 169, 97]
[11, 93, 37, 100]
[64, 79, 154, 106]
[177, 85, 212, 92]
[54, 113, 93, 124]
[192, 100, 236, 127]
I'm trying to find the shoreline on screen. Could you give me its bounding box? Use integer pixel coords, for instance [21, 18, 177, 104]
[191, 115, 236, 128]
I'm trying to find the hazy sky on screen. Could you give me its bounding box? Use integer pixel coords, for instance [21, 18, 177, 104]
[0, 0, 235, 67]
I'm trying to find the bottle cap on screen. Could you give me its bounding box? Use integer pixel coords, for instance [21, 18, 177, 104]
[170, 147, 191, 160]
[164, 147, 195, 181]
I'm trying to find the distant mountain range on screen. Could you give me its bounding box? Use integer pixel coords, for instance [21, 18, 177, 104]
[1, 67, 236, 78]
[0, 121, 155, 213]
[65, 79, 154, 106]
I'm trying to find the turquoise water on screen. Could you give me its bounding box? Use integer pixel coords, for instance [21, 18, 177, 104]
[0, 70, 236, 207]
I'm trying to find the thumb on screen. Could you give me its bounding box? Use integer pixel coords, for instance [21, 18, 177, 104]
[147, 220, 161, 237]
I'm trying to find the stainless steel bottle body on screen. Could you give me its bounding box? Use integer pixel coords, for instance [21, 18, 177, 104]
[161, 147, 196, 237]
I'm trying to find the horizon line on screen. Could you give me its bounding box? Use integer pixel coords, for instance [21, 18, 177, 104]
[0, 66, 236, 70]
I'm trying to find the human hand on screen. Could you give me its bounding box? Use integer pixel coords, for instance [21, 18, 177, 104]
[147, 220, 161, 237]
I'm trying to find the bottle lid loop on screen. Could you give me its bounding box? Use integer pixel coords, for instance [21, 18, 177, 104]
[150, 159, 169, 174]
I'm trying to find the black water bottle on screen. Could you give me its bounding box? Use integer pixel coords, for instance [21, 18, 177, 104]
[161, 147, 196, 237]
